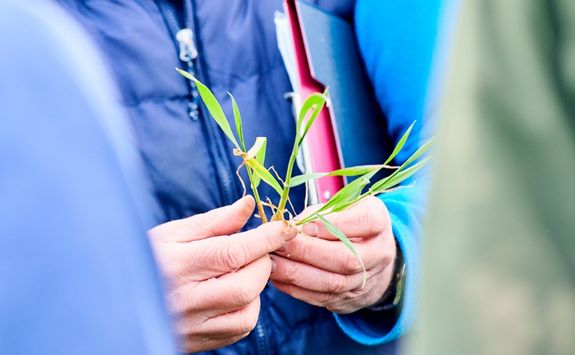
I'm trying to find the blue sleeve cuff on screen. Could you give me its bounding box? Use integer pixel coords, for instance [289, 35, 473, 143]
[333, 186, 423, 345]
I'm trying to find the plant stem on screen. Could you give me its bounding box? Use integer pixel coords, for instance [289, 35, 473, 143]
[273, 139, 300, 221]
[247, 167, 268, 223]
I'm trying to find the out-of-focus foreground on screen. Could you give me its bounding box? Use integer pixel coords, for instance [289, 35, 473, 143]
[412, 1, 575, 354]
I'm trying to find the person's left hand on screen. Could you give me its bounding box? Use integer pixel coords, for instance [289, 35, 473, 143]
[269, 196, 397, 314]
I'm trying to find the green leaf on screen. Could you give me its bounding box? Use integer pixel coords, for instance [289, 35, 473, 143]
[319, 178, 366, 213]
[289, 165, 381, 187]
[317, 215, 366, 288]
[399, 138, 433, 171]
[255, 139, 267, 166]
[245, 158, 283, 196]
[246, 137, 266, 160]
[384, 121, 416, 165]
[246, 137, 267, 188]
[228, 93, 246, 151]
[176, 68, 239, 148]
[371, 156, 431, 194]
[304, 167, 381, 221]
[329, 199, 361, 213]
[296, 92, 327, 145]
[369, 138, 433, 193]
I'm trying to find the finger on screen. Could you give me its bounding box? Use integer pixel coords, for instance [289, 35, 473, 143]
[185, 221, 296, 275]
[274, 233, 379, 274]
[202, 297, 261, 338]
[301, 196, 389, 240]
[149, 195, 255, 242]
[180, 333, 247, 354]
[170, 256, 271, 316]
[177, 298, 260, 351]
[162, 222, 295, 281]
[270, 255, 365, 293]
[272, 280, 338, 309]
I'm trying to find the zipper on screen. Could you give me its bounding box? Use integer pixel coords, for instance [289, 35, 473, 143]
[157, 4, 270, 353]
[175, 28, 200, 120]
[170, 8, 273, 353]
[156, 0, 241, 207]
[255, 318, 270, 355]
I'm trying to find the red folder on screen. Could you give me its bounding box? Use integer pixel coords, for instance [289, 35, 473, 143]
[283, 0, 345, 203]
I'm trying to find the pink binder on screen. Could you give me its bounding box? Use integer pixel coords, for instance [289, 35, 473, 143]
[284, 0, 344, 203]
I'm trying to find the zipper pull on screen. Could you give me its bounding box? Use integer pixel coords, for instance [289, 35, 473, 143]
[176, 28, 198, 62]
[176, 28, 200, 120]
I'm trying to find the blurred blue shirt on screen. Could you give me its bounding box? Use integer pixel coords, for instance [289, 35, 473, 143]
[0, 1, 174, 353]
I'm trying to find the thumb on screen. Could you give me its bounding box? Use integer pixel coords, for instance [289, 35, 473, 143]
[149, 195, 255, 242]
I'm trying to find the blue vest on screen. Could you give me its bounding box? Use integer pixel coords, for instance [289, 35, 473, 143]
[55, 0, 443, 353]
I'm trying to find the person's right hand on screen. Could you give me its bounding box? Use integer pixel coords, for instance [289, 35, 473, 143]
[148, 196, 295, 352]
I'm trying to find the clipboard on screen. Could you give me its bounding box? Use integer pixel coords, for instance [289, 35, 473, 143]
[276, 0, 389, 204]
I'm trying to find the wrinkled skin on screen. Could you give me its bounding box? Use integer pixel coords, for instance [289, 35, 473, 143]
[149, 196, 296, 352]
[270, 196, 397, 314]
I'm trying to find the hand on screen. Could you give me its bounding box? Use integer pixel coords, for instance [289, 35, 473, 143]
[270, 196, 396, 314]
[148, 196, 296, 352]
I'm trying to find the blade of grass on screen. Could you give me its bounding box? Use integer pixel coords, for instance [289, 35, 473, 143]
[274, 92, 327, 220]
[369, 139, 433, 193]
[176, 68, 239, 148]
[384, 121, 416, 165]
[296, 93, 326, 133]
[398, 138, 433, 170]
[317, 215, 366, 288]
[297, 93, 327, 146]
[297, 170, 377, 225]
[245, 158, 283, 196]
[371, 156, 431, 194]
[246, 137, 266, 160]
[289, 165, 384, 187]
[229, 93, 246, 151]
[246, 137, 267, 188]
[254, 139, 267, 188]
[227, 92, 268, 223]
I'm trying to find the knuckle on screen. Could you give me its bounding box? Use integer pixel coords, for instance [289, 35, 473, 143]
[358, 207, 373, 231]
[318, 291, 336, 305]
[263, 231, 278, 254]
[361, 200, 385, 235]
[328, 274, 348, 294]
[283, 263, 299, 284]
[237, 317, 257, 335]
[368, 290, 383, 308]
[342, 252, 362, 274]
[327, 304, 347, 314]
[219, 240, 247, 271]
[233, 283, 257, 306]
[237, 308, 259, 335]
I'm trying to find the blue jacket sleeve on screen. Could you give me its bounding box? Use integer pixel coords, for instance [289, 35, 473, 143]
[0, 2, 174, 354]
[331, 0, 456, 345]
[333, 184, 425, 345]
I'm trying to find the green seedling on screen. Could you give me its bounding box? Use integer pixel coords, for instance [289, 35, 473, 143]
[177, 68, 431, 286]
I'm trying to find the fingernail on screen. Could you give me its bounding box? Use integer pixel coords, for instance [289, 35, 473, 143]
[235, 195, 251, 204]
[270, 257, 277, 274]
[281, 226, 297, 241]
